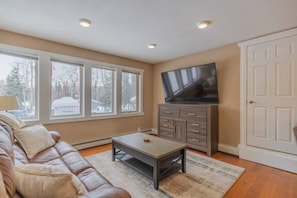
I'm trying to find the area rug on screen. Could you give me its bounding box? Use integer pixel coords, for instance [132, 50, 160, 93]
[85, 150, 245, 198]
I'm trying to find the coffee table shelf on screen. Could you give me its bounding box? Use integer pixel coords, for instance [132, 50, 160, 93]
[115, 151, 182, 182]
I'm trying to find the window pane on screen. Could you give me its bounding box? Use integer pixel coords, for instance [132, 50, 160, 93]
[121, 72, 137, 112]
[91, 67, 113, 114]
[0, 52, 37, 120]
[50, 60, 82, 117]
[168, 71, 179, 92]
[181, 69, 189, 85]
[192, 67, 200, 80]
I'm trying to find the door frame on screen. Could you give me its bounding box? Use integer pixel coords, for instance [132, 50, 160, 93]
[238, 28, 297, 173]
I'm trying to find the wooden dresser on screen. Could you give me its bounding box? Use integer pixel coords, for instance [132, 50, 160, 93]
[158, 103, 218, 156]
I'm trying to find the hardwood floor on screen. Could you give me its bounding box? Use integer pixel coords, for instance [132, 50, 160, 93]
[79, 144, 297, 198]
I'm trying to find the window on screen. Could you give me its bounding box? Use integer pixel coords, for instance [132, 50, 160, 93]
[0, 44, 144, 124]
[91, 67, 114, 115]
[121, 71, 139, 112]
[0, 51, 38, 120]
[50, 59, 83, 118]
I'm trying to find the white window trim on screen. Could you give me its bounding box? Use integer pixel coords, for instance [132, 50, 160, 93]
[0, 43, 144, 125]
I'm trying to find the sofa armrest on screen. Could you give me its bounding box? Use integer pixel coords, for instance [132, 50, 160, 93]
[79, 186, 131, 198]
[48, 131, 61, 143]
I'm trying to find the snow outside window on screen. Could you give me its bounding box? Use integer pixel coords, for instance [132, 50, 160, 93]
[0, 51, 38, 120]
[50, 59, 83, 118]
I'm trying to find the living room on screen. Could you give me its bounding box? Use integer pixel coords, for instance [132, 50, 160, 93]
[0, 1, 297, 198]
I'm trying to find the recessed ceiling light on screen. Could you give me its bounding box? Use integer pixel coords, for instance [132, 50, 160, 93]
[147, 44, 157, 49]
[79, 18, 91, 27]
[197, 21, 210, 29]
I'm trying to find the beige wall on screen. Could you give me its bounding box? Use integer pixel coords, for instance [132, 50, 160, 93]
[0, 30, 241, 148]
[152, 44, 240, 147]
[0, 30, 153, 145]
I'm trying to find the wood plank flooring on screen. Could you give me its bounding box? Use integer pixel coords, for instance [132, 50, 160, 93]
[79, 144, 297, 198]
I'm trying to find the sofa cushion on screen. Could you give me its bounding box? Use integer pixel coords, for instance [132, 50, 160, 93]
[0, 124, 15, 162]
[0, 112, 25, 131]
[14, 124, 55, 159]
[15, 164, 87, 198]
[0, 148, 15, 198]
[0, 172, 9, 198]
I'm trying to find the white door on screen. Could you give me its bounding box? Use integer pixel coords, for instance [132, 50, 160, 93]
[246, 35, 297, 155]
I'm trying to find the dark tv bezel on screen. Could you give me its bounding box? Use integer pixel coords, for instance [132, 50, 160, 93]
[161, 62, 219, 104]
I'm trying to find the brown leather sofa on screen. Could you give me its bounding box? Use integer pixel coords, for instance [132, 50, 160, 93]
[0, 120, 131, 198]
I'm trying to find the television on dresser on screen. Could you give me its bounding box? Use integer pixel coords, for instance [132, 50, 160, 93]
[161, 62, 219, 104]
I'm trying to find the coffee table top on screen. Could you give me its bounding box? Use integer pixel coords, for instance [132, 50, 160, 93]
[112, 133, 186, 159]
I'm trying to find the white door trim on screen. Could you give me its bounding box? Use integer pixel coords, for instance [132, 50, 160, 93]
[238, 28, 297, 174]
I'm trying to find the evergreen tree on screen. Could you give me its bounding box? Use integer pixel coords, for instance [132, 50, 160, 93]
[5, 64, 22, 105]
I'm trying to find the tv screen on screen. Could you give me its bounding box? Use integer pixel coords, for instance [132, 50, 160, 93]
[161, 62, 219, 104]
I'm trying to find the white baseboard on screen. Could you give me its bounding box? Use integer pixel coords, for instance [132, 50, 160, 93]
[218, 144, 239, 156]
[72, 138, 112, 150]
[72, 129, 153, 150]
[239, 144, 297, 174]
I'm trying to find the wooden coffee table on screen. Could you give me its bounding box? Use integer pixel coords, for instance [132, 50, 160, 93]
[112, 133, 186, 189]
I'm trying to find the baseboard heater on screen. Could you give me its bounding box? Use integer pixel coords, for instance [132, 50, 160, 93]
[72, 137, 112, 150]
[72, 129, 155, 150]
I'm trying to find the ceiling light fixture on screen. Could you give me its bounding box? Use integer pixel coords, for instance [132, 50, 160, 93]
[147, 44, 157, 49]
[197, 21, 210, 29]
[79, 18, 91, 27]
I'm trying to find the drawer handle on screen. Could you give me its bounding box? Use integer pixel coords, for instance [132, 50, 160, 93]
[192, 138, 200, 142]
[188, 113, 196, 116]
[164, 132, 169, 135]
[192, 130, 200, 133]
[163, 119, 169, 122]
[165, 111, 172, 114]
[163, 124, 169, 127]
[192, 123, 200, 127]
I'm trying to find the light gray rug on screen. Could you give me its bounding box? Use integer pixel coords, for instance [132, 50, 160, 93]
[85, 150, 245, 198]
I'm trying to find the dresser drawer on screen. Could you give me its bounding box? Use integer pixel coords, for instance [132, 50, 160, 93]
[159, 118, 175, 129]
[159, 128, 175, 139]
[187, 127, 207, 135]
[187, 133, 207, 148]
[187, 120, 207, 135]
[187, 120, 207, 129]
[160, 106, 179, 118]
[180, 107, 207, 120]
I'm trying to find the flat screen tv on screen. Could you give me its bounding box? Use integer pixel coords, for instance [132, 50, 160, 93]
[161, 62, 219, 104]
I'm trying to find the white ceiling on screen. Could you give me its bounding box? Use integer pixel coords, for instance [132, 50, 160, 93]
[0, 0, 297, 64]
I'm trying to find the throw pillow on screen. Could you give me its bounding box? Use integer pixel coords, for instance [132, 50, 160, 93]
[0, 112, 25, 131]
[14, 124, 55, 159]
[15, 164, 87, 198]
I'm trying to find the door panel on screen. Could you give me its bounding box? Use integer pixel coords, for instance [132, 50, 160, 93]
[276, 61, 293, 96]
[276, 108, 293, 143]
[253, 107, 268, 139]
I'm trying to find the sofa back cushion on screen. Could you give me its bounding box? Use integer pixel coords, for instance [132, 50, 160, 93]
[0, 148, 15, 198]
[0, 121, 15, 161]
[0, 171, 9, 198]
